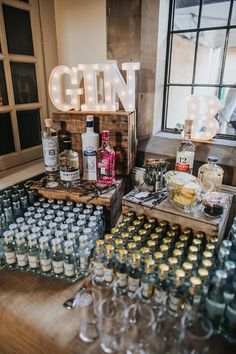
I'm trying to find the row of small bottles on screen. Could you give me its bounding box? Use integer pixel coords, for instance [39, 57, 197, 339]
[91, 211, 236, 344]
[42, 117, 115, 187]
[0, 197, 105, 282]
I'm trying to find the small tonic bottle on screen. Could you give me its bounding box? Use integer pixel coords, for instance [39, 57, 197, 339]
[168, 269, 186, 316]
[103, 244, 115, 288]
[51, 238, 64, 279]
[41, 118, 59, 181]
[39, 236, 52, 277]
[153, 263, 169, 307]
[15, 232, 29, 271]
[96, 130, 115, 186]
[92, 239, 105, 285]
[28, 234, 40, 273]
[3, 231, 17, 270]
[115, 249, 128, 295]
[175, 119, 195, 174]
[77, 235, 91, 277]
[63, 240, 77, 283]
[140, 258, 155, 303]
[127, 252, 142, 299]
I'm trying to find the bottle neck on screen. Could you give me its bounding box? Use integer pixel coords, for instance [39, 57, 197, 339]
[183, 126, 192, 141]
[102, 139, 109, 147]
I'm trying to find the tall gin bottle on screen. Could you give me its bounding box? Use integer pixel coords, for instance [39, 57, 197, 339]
[176, 119, 195, 174]
[41, 119, 59, 180]
[82, 115, 99, 180]
[59, 138, 80, 187]
[96, 131, 115, 185]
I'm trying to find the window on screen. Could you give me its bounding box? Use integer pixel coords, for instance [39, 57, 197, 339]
[0, 0, 47, 171]
[163, 0, 236, 139]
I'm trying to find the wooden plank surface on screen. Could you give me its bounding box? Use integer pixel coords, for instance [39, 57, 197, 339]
[122, 194, 232, 237]
[0, 269, 103, 354]
[32, 179, 124, 207]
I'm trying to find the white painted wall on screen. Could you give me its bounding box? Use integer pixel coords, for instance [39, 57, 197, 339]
[54, 0, 107, 66]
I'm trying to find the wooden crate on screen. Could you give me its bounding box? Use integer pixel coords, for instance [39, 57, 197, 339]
[52, 110, 137, 176]
[122, 193, 233, 239]
[32, 178, 126, 231]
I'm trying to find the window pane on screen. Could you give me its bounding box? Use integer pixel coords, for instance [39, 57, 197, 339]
[3, 4, 34, 55]
[174, 0, 200, 31]
[194, 29, 226, 84]
[0, 61, 8, 105]
[193, 86, 219, 96]
[170, 33, 196, 84]
[231, 0, 236, 25]
[218, 87, 236, 135]
[223, 29, 236, 84]
[200, 0, 230, 28]
[10, 62, 38, 104]
[17, 109, 41, 150]
[0, 113, 15, 155]
[166, 86, 192, 129]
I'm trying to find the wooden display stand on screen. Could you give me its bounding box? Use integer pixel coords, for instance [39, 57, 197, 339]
[32, 178, 126, 231]
[52, 110, 137, 176]
[123, 193, 233, 238]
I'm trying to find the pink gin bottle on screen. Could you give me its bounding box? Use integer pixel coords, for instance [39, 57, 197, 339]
[96, 131, 115, 185]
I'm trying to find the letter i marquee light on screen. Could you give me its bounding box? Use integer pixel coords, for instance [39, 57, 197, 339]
[48, 61, 140, 112]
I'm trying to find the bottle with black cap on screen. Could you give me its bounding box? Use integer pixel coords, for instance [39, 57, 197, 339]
[59, 138, 80, 187]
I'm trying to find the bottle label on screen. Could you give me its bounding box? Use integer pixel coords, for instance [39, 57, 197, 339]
[28, 255, 39, 269]
[205, 297, 225, 316]
[64, 263, 75, 277]
[17, 253, 28, 267]
[168, 294, 181, 312]
[116, 272, 127, 287]
[176, 151, 194, 173]
[93, 261, 104, 276]
[104, 268, 114, 283]
[52, 260, 64, 274]
[98, 162, 108, 176]
[83, 148, 97, 180]
[5, 251, 16, 265]
[42, 137, 59, 172]
[80, 256, 89, 271]
[60, 170, 80, 181]
[154, 288, 167, 304]
[40, 258, 52, 272]
[141, 282, 153, 298]
[128, 277, 140, 293]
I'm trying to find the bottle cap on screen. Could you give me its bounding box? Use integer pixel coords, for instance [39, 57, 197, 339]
[215, 269, 227, 280]
[45, 119, 52, 128]
[173, 249, 182, 257]
[224, 260, 236, 272]
[67, 232, 76, 241]
[153, 251, 163, 261]
[222, 240, 232, 249]
[86, 115, 94, 121]
[96, 239, 104, 247]
[168, 257, 178, 266]
[39, 236, 49, 246]
[188, 253, 197, 262]
[51, 238, 62, 252]
[159, 263, 169, 273]
[208, 155, 218, 163]
[64, 240, 74, 252]
[219, 247, 230, 258]
[102, 130, 109, 141]
[175, 269, 185, 278]
[190, 276, 201, 286]
[28, 234, 38, 247]
[198, 268, 209, 278]
[182, 261, 193, 271]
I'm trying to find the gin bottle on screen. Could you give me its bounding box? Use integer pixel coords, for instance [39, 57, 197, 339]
[63, 240, 77, 282]
[96, 130, 115, 186]
[205, 269, 227, 333]
[51, 238, 64, 279]
[153, 263, 169, 307]
[224, 261, 236, 304]
[127, 252, 142, 299]
[168, 269, 186, 316]
[198, 155, 224, 192]
[59, 138, 80, 187]
[3, 231, 17, 269]
[176, 119, 195, 174]
[82, 115, 99, 180]
[41, 119, 59, 180]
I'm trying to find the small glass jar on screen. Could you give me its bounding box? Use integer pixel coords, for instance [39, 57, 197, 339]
[202, 192, 230, 218]
[198, 155, 224, 192]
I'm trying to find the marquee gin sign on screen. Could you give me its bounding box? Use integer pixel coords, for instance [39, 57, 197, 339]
[49, 61, 140, 112]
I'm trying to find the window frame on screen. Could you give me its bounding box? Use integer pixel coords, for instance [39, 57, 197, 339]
[0, 0, 47, 171]
[162, 0, 236, 140]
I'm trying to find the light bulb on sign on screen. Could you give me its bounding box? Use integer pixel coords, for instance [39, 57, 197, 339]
[186, 95, 222, 140]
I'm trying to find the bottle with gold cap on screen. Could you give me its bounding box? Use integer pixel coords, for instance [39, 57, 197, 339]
[147, 217, 157, 231]
[104, 234, 113, 246]
[198, 268, 209, 296]
[187, 253, 199, 270]
[201, 259, 213, 276]
[169, 223, 180, 238]
[182, 261, 194, 287]
[147, 239, 156, 254]
[138, 229, 149, 245]
[132, 219, 142, 233]
[188, 276, 202, 309]
[123, 211, 135, 222]
[127, 252, 142, 299]
[154, 226, 165, 238]
[172, 248, 183, 264]
[104, 244, 115, 287]
[143, 223, 152, 237]
[153, 263, 169, 307]
[153, 252, 164, 273]
[160, 244, 170, 261]
[133, 235, 142, 249]
[120, 232, 129, 246]
[150, 233, 162, 247]
[140, 258, 155, 303]
[158, 220, 168, 234]
[117, 222, 127, 233]
[179, 234, 189, 248]
[114, 239, 124, 262]
[111, 227, 120, 238]
[168, 257, 178, 282]
[115, 249, 128, 295]
[127, 242, 137, 264]
[168, 268, 186, 316]
[140, 247, 151, 269]
[166, 230, 176, 246]
[123, 216, 132, 227]
[127, 225, 136, 238]
[136, 214, 146, 227]
[92, 239, 105, 285]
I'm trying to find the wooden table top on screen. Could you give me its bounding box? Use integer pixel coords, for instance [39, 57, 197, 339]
[0, 269, 234, 354]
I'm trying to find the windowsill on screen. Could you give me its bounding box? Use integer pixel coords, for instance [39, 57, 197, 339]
[0, 159, 44, 190]
[138, 132, 236, 167]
